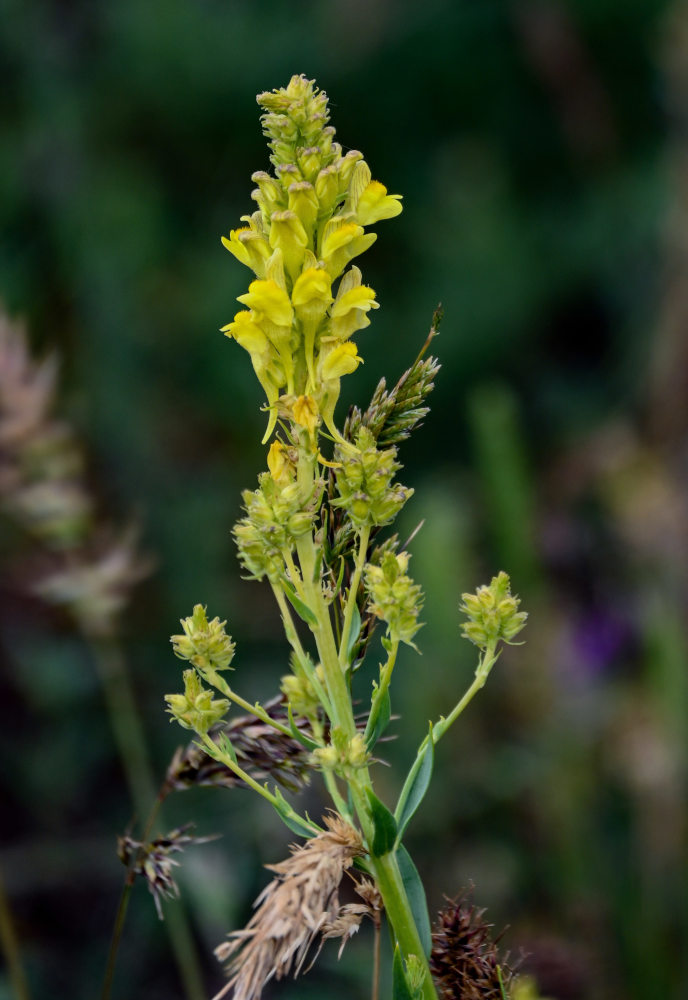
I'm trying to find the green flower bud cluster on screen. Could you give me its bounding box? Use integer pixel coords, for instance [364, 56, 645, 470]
[459, 571, 527, 651]
[280, 670, 321, 720]
[332, 426, 413, 529]
[165, 669, 230, 735]
[312, 726, 369, 775]
[221, 75, 403, 441]
[234, 471, 318, 581]
[364, 550, 423, 647]
[171, 604, 236, 677]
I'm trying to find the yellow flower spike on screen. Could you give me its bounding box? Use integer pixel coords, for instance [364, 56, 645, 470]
[292, 394, 319, 435]
[287, 181, 319, 239]
[267, 440, 293, 485]
[237, 279, 294, 328]
[292, 267, 333, 387]
[319, 340, 363, 381]
[330, 285, 379, 341]
[268, 209, 308, 280]
[356, 180, 403, 226]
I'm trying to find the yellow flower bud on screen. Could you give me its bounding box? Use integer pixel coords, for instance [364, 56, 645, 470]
[287, 181, 319, 237]
[314, 164, 339, 215]
[268, 209, 308, 279]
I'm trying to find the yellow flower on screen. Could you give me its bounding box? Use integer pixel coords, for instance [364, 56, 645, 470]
[267, 440, 293, 485]
[221, 227, 271, 277]
[319, 341, 363, 381]
[330, 284, 378, 341]
[237, 279, 293, 328]
[320, 219, 364, 260]
[319, 218, 377, 278]
[287, 181, 319, 237]
[292, 394, 319, 434]
[222, 311, 285, 442]
[292, 267, 333, 387]
[292, 267, 333, 313]
[356, 180, 403, 226]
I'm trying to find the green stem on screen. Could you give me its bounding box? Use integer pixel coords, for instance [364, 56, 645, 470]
[90, 638, 205, 1000]
[209, 674, 295, 739]
[291, 446, 437, 998]
[322, 770, 353, 823]
[283, 548, 305, 601]
[338, 524, 370, 669]
[296, 532, 355, 738]
[271, 584, 333, 718]
[350, 785, 438, 1000]
[432, 643, 498, 744]
[0, 865, 31, 1000]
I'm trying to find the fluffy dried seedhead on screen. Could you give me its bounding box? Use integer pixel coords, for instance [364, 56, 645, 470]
[213, 814, 364, 1000]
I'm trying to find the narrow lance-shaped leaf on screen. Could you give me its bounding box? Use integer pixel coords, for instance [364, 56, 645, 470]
[366, 787, 398, 857]
[396, 844, 432, 957]
[394, 723, 434, 840]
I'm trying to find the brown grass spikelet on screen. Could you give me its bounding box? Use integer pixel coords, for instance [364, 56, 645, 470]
[430, 889, 515, 1000]
[212, 814, 364, 1000]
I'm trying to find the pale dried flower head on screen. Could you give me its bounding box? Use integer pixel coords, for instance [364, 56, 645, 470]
[212, 814, 364, 1000]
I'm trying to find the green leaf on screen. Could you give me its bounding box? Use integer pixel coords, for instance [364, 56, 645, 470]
[364, 686, 391, 750]
[345, 601, 362, 663]
[394, 724, 434, 839]
[392, 945, 414, 1000]
[217, 734, 238, 766]
[366, 787, 397, 857]
[287, 704, 319, 751]
[396, 844, 432, 957]
[272, 788, 317, 839]
[282, 581, 319, 628]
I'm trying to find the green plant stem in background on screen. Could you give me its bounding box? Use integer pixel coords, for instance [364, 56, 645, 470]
[0, 865, 31, 1000]
[91, 638, 205, 1000]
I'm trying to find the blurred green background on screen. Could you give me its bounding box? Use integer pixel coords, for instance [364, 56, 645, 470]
[1, 0, 687, 998]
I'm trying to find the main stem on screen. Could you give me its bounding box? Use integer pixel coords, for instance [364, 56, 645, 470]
[294, 449, 438, 1000]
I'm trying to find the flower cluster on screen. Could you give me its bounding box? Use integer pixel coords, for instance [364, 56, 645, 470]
[234, 468, 320, 582]
[364, 550, 424, 647]
[171, 604, 236, 677]
[459, 571, 527, 651]
[165, 669, 230, 734]
[221, 74, 401, 442]
[332, 426, 413, 529]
